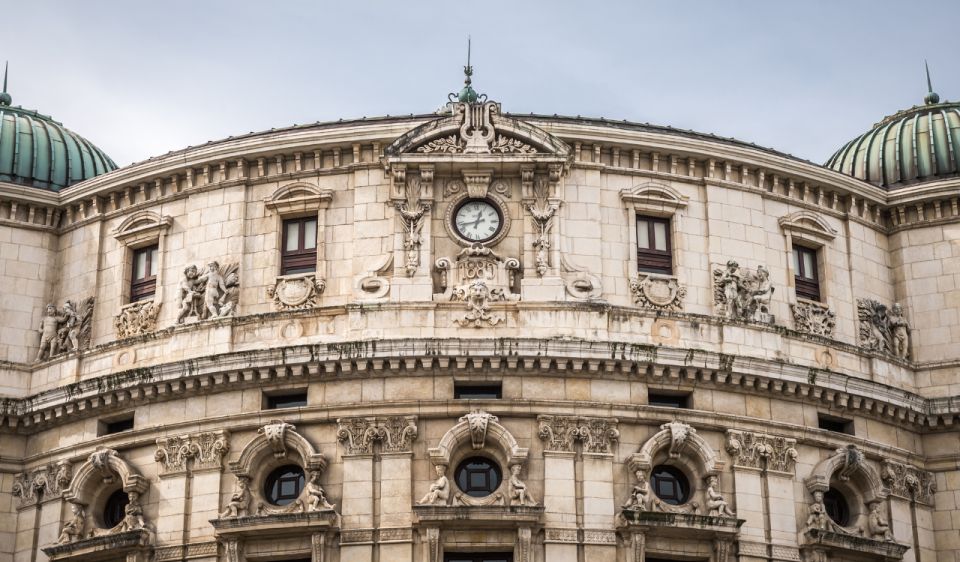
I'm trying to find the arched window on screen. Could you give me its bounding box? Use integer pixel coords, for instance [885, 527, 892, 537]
[455, 457, 502, 497]
[264, 465, 305, 506]
[103, 489, 129, 528]
[650, 465, 690, 506]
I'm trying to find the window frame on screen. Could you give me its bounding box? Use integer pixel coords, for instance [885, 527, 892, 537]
[454, 456, 502, 498]
[454, 383, 503, 400]
[263, 464, 306, 506]
[130, 244, 159, 302]
[444, 555, 514, 562]
[650, 465, 691, 506]
[280, 216, 319, 275]
[264, 391, 308, 410]
[792, 244, 821, 302]
[636, 215, 673, 275]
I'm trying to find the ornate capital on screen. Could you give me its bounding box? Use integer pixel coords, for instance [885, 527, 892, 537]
[12, 461, 71, 508]
[155, 430, 230, 476]
[725, 430, 798, 474]
[881, 459, 935, 505]
[537, 415, 620, 454]
[336, 416, 419, 455]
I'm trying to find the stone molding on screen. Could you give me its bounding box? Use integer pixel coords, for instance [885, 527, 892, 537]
[428, 409, 529, 467]
[725, 430, 799, 474]
[336, 415, 418, 455]
[154, 430, 230, 476]
[537, 415, 620, 454]
[153, 542, 218, 561]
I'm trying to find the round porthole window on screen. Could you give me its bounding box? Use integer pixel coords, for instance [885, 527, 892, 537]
[650, 465, 690, 506]
[455, 456, 502, 498]
[264, 465, 305, 506]
[103, 489, 128, 528]
[823, 488, 850, 526]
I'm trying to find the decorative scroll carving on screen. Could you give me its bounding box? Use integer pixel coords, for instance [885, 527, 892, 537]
[517, 527, 532, 562]
[355, 253, 392, 300]
[417, 465, 450, 506]
[537, 415, 620, 454]
[443, 179, 465, 198]
[508, 464, 538, 506]
[712, 261, 774, 323]
[12, 461, 71, 508]
[35, 298, 94, 362]
[89, 447, 120, 483]
[395, 175, 430, 277]
[527, 178, 557, 277]
[725, 430, 799, 473]
[336, 416, 419, 455]
[791, 300, 836, 337]
[451, 279, 506, 327]
[857, 299, 911, 358]
[714, 539, 734, 562]
[267, 274, 325, 310]
[663, 421, 695, 459]
[630, 274, 686, 312]
[835, 444, 865, 482]
[426, 527, 441, 562]
[259, 420, 296, 458]
[311, 533, 325, 562]
[114, 300, 161, 339]
[154, 430, 230, 475]
[175, 262, 240, 323]
[460, 410, 497, 449]
[881, 459, 935, 504]
[705, 475, 735, 517]
[560, 255, 602, 300]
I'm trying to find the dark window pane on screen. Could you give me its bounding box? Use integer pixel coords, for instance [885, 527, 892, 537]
[281, 217, 318, 275]
[650, 465, 690, 506]
[454, 384, 502, 399]
[637, 215, 672, 275]
[266, 393, 308, 410]
[264, 465, 305, 506]
[793, 245, 821, 301]
[648, 393, 689, 408]
[824, 488, 850, 526]
[455, 457, 501, 498]
[103, 489, 128, 528]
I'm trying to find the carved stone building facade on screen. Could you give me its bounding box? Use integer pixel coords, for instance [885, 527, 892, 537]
[1, 70, 959, 562]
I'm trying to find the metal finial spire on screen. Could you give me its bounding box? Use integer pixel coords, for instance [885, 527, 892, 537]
[448, 36, 485, 104]
[924, 60, 940, 105]
[464, 36, 473, 86]
[0, 62, 10, 107]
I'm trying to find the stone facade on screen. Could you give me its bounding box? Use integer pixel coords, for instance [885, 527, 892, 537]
[0, 89, 958, 562]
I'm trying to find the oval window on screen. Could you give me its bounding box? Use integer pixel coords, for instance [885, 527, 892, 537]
[455, 456, 502, 498]
[650, 465, 690, 505]
[264, 465, 305, 506]
[823, 488, 850, 526]
[103, 489, 128, 528]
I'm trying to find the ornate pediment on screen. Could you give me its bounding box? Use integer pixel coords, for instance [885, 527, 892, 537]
[384, 101, 570, 161]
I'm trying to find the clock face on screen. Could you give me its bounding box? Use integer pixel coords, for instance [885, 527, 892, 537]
[453, 199, 502, 242]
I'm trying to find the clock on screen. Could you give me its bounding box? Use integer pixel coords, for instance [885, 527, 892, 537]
[453, 199, 502, 243]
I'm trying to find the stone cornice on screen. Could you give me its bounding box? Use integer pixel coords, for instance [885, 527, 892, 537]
[0, 336, 954, 434]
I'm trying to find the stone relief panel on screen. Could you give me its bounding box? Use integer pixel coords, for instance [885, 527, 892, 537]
[791, 300, 836, 337]
[154, 430, 230, 476]
[450, 278, 507, 327]
[394, 173, 430, 277]
[526, 177, 557, 277]
[175, 262, 240, 324]
[537, 415, 620, 454]
[35, 298, 94, 363]
[267, 274, 326, 311]
[725, 430, 799, 474]
[629, 274, 686, 312]
[857, 298, 911, 359]
[12, 461, 72, 508]
[336, 416, 418, 455]
[114, 300, 161, 339]
[881, 459, 935, 505]
[712, 260, 774, 323]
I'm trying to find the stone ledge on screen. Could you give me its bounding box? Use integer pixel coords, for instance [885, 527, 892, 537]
[802, 528, 909, 561]
[619, 509, 744, 537]
[210, 510, 338, 538]
[413, 505, 544, 527]
[42, 529, 152, 562]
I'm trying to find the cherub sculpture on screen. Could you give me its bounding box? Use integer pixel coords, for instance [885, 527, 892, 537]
[867, 501, 894, 541]
[57, 503, 85, 544]
[623, 470, 650, 511]
[705, 475, 736, 517]
[509, 464, 536, 506]
[306, 470, 335, 511]
[417, 465, 450, 505]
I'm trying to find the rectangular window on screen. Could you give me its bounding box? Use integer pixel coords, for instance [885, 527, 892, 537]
[818, 414, 854, 435]
[792, 245, 821, 301]
[98, 415, 134, 436]
[130, 244, 159, 302]
[264, 391, 308, 410]
[636, 216, 672, 275]
[281, 216, 318, 275]
[648, 392, 690, 409]
[454, 383, 503, 399]
[444, 555, 513, 562]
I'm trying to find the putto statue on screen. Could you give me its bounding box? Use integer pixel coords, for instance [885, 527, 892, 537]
[713, 261, 775, 323]
[866, 501, 894, 541]
[705, 475, 736, 517]
[57, 503, 85, 544]
[622, 470, 651, 511]
[306, 470, 335, 511]
[176, 261, 240, 324]
[417, 465, 450, 506]
[508, 464, 537, 506]
[219, 476, 250, 518]
[35, 298, 94, 363]
[857, 298, 910, 359]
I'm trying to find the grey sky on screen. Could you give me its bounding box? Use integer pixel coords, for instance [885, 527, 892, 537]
[3, 0, 958, 167]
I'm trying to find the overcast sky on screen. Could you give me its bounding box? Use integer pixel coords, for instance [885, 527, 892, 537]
[3, 1, 958, 167]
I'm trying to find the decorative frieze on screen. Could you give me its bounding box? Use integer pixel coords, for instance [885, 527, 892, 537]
[881, 459, 935, 505]
[791, 300, 835, 337]
[154, 430, 230, 476]
[175, 262, 240, 324]
[35, 298, 94, 362]
[12, 461, 72, 508]
[451, 278, 507, 327]
[266, 273, 326, 310]
[712, 261, 774, 323]
[537, 415, 620, 454]
[335, 416, 418, 455]
[857, 298, 910, 359]
[114, 300, 161, 339]
[725, 430, 799, 474]
[629, 274, 686, 312]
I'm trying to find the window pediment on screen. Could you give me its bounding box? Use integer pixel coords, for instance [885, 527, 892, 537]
[620, 182, 689, 215]
[111, 211, 172, 246]
[779, 210, 838, 246]
[265, 183, 333, 215]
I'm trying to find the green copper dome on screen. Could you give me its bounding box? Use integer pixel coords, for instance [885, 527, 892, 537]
[825, 96, 960, 189]
[0, 92, 117, 192]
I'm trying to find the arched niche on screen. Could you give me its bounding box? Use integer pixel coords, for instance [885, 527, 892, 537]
[629, 421, 723, 479]
[428, 410, 528, 469]
[62, 447, 149, 533]
[805, 444, 886, 507]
